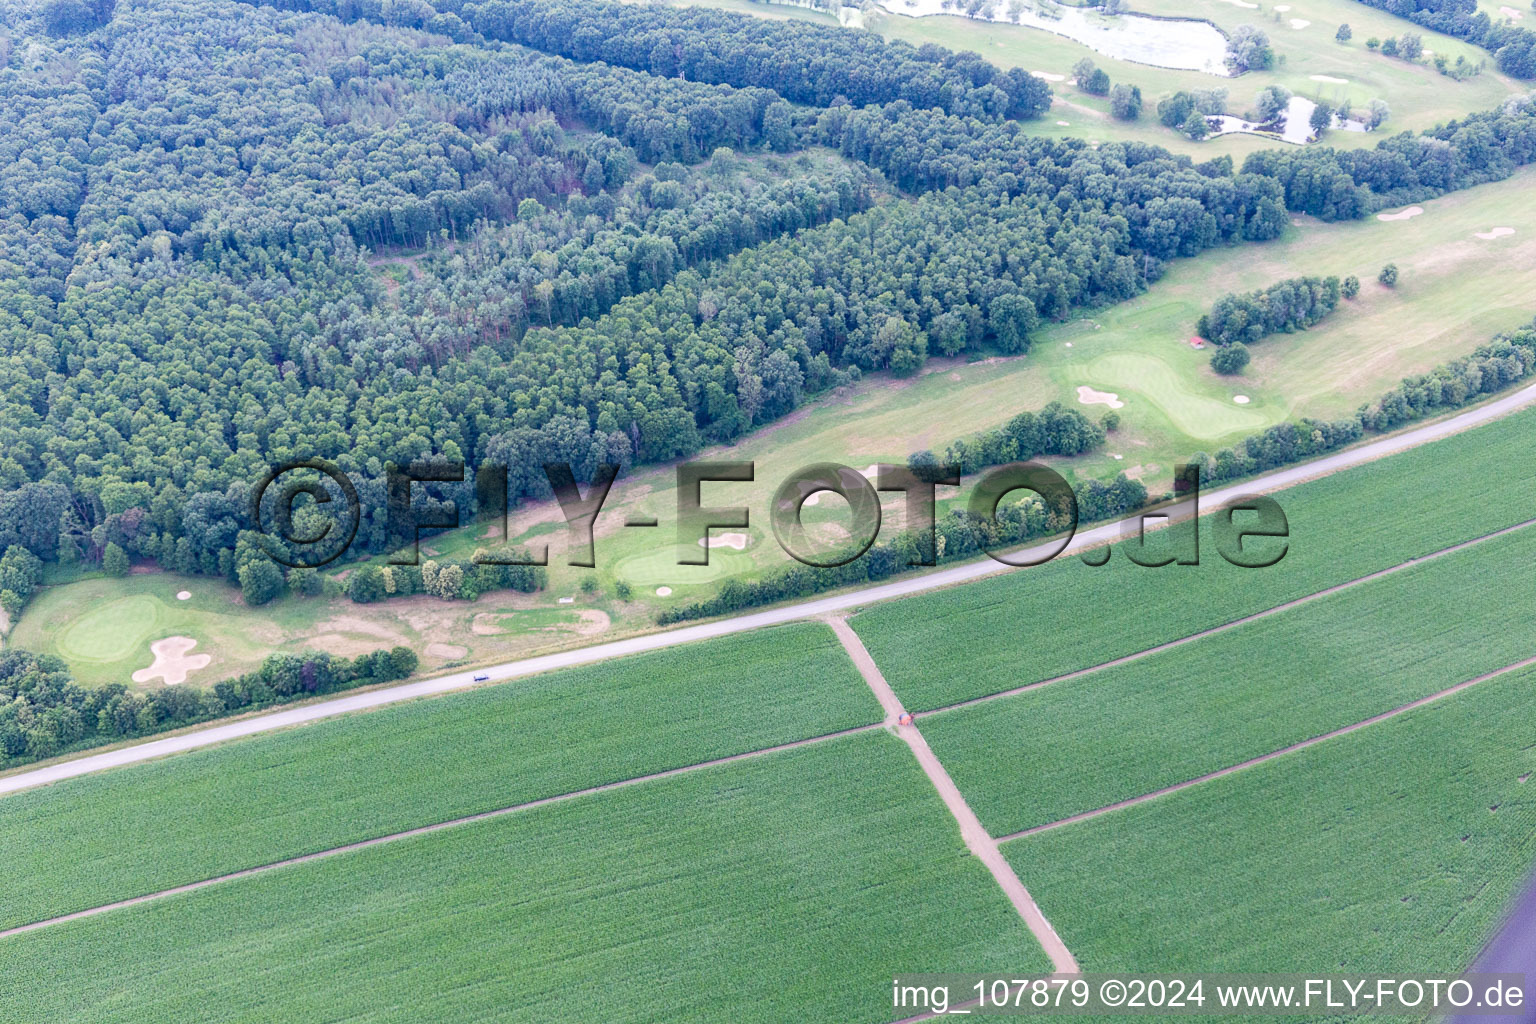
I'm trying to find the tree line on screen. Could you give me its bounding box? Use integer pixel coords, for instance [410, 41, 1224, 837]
[1346, 0, 1536, 78]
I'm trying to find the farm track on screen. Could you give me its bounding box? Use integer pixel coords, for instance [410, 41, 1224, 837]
[6, 377, 1536, 798]
[827, 616, 1078, 974]
[992, 652, 1536, 844]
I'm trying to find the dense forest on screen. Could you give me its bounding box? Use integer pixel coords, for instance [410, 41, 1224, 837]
[3, 0, 1536, 617]
[1347, 0, 1536, 78]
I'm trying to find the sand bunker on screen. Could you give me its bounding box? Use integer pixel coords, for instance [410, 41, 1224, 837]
[1077, 385, 1124, 409]
[175, 590, 191, 601]
[697, 531, 749, 550]
[425, 643, 468, 659]
[1289, 18, 1311, 28]
[132, 637, 211, 686]
[1233, 395, 1251, 404]
[1273, 4, 1290, 9]
[1056, 120, 1072, 126]
[1034, 71, 1066, 81]
[1500, 6, 1523, 18]
[803, 464, 880, 507]
[1213, 0, 1258, 7]
[1475, 227, 1516, 240]
[1310, 74, 1348, 83]
[1064, 342, 1073, 348]
[655, 586, 672, 597]
[1377, 206, 1424, 222]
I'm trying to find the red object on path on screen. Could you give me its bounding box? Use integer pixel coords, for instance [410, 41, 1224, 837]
[1189, 336, 1207, 349]
[897, 712, 914, 726]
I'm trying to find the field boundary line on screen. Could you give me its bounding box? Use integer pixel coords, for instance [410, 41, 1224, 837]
[916, 516, 1536, 719]
[0, 720, 883, 940]
[827, 616, 1079, 974]
[5, 379, 1536, 797]
[992, 652, 1536, 844]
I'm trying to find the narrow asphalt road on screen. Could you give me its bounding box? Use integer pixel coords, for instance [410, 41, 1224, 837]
[5, 380, 1534, 797]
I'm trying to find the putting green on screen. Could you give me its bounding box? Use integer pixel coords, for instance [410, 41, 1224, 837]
[1085, 351, 1272, 441]
[613, 546, 755, 587]
[57, 596, 162, 663]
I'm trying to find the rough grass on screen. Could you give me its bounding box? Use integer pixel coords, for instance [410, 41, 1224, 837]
[0, 733, 1049, 1024]
[851, 399, 1536, 712]
[921, 522, 1536, 835]
[1005, 666, 1536, 972]
[0, 622, 879, 931]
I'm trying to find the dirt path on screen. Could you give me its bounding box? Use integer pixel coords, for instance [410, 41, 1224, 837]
[0, 720, 885, 940]
[993, 652, 1536, 844]
[6, 379, 1536, 798]
[827, 617, 1079, 975]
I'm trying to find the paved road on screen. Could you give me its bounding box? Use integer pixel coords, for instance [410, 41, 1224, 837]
[5, 380, 1535, 797]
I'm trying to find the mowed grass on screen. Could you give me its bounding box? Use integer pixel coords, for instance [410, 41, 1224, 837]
[920, 521, 1536, 835]
[1005, 666, 1536, 972]
[0, 733, 1049, 1023]
[851, 399, 1536, 711]
[0, 623, 878, 931]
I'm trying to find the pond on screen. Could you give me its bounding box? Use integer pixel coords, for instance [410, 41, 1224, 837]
[879, 0, 1232, 75]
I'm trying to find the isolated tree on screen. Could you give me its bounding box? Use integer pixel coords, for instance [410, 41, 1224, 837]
[1367, 98, 1391, 128]
[1310, 102, 1333, 136]
[580, 575, 599, 595]
[1400, 33, 1423, 60]
[1228, 25, 1275, 70]
[1365, 37, 1380, 51]
[1342, 275, 1361, 299]
[238, 559, 285, 606]
[1211, 343, 1252, 375]
[1184, 109, 1212, 139]
[1158, 91, 1196, 128]
[1110, 83, 1143, 120]
[1336, 23, 1352, 42]
[615, 580, 633, 601]
[1254, 85, 1293, 122]
[1382, 36, 1400, 57]
[1102, 411, 1121, 432]
[102, 542, 130, 577]
[1379, 263, 1400, 287]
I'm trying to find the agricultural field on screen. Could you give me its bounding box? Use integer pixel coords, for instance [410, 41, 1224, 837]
[851, 398, 1536, 711]
[681, 0, 1527, 156]
[0, 733, 1049, 1023]
[0, 623, 877, 930]
[1006, 665, 1536, 972]
[918, 520, 1536, 835]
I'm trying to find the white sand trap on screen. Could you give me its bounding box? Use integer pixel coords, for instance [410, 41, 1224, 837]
[1064, 342, 1073, 348]
[1056, 120, 1072, 126]
[426, 643, 467, 659]
[655, 586, 672, 596]
[1213, 0, 1258, 7]
[697, 531, 749, 550]
[1475, 227, 1516, 240]
[1377, 206, 1424, 222]
[1289, 18, 1311, 28]
[1077, 385, 1124, 409]
[558, 596, 575, 604]
[1034, 71, 1067, 81]
[1234, 395, 1251, 404]
[1500, 6, 1523, 18]
[1273, 4, 1290, 9]
[803, 464, 880, 507]
[1310, 74, 1348, 84]
[1111, 453, 1124, 460]
[132, 637, 211, 686]
[176, 590, 191, 601]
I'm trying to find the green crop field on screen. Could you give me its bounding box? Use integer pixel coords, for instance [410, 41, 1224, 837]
[1005, 666, 1536, 972]
[851, 399, 1536, 711]
[0, 733, 1048, 1023]
[0, 623, 878, 931]
[919, 521, 1536, 835]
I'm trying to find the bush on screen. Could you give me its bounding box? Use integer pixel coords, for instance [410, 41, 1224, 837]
[1336, 23, 1352, 43]
[1110, 84, 1143, 121]
[1211, 343, 1252, 375]
[1342, 275, 1360, 299]
[102, 542, 130, 577]
[1379, 263, 1399, 287]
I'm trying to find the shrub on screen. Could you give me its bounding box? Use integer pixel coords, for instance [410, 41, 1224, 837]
[1211, 343, 1252, 375]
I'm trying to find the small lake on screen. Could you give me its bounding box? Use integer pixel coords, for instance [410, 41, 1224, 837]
[879, 0, 1232, 75]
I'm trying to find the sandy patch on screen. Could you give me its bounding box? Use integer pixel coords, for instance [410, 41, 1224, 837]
[1056, 120, 1072, 126]
[1500, 5, 1523, 17]
[697, 531, 750, 550]
[1289, 18, 1311, 28]
[1273, 4, 1289, 9]
[1475, 227, 1516, 240]
[1377, 206, 1424, 222]
[425, 642, 468, 659]
[574, 609, 610, 636]
[318, 616, 407, 643]
[1213, 0, 1258, 7]
[1034, 70, 1066, 81]
[1064, 342, 1073, 347]
[176, 590, 191, 601]
[1077, 385, 1124, 409]
[1234, 395, 1251, 404]
[131, 637, 211, 686]
[803, 464, 880, 507]
[480, 523, 503, 539]
[655, 587, 672, 596]
[1309, 74, 1348, 83]
[471, 614, 506, 636]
